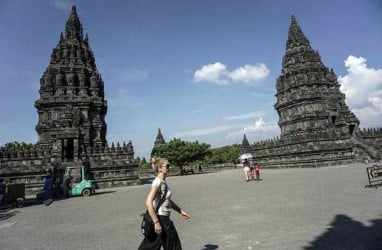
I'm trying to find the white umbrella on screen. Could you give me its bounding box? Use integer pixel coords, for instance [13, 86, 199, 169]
[239, 153, 254, 160]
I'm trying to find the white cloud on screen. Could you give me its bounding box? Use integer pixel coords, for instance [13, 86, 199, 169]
[339, 55, 382, 127]
[228, 64, 270, 83]
[242, 117, 279, 134]
[51, 0, 73, 11]
[193, 62, 269, 85]
[226, 117, 280, 143]
[223, 111, 265, 121]
[193, 62, 229, 85]
[169, 117, 280, 148]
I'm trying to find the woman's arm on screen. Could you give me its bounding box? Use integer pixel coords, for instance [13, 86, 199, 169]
[170, 200, 192, 219]
[145, 186, 162, 234]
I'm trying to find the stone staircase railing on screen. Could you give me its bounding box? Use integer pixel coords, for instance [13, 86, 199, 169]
[352, 137, 381, 161]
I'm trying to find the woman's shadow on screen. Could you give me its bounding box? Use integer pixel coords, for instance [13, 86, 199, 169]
[201, 244, 219, 250]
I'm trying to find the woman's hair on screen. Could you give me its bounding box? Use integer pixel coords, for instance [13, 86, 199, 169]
[151, 156, 167, 173]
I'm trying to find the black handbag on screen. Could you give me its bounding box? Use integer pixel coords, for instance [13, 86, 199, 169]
[140, 185, 168, 236]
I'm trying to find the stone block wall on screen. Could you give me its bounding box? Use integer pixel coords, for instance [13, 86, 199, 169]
[251, 128, 382, 168]
[0, 142, 140, 195]
[253, 136, 356, 168]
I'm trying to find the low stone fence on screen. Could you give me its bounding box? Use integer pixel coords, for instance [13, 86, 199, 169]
[0, 160, 140, 196]
[200, 163, 237, 172]
[91, 163, 140, 189]
[137, 163, 238, 180]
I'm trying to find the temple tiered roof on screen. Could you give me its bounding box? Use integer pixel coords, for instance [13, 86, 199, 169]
[35, 5, 108, 161]
[275, 16, 359, 139]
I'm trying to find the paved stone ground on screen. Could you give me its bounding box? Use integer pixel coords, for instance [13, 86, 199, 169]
[1, 163, 381, 250]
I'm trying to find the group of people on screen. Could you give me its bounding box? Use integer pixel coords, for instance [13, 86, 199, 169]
[242, 159, 261, 182]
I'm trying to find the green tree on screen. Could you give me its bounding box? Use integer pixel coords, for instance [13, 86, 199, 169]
[204, 145, 241, 164]
[4, 141, 34, 151]
[139, 157, 152, 170]
[152, 138, 211, 172]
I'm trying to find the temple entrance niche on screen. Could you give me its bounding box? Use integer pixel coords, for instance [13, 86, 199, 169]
[331, 115, 337, 125]
[349, 125, 355, 136]
[62, 138, 74, 162]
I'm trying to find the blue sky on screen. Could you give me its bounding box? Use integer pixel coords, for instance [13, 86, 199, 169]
[0, 0, 381, 159]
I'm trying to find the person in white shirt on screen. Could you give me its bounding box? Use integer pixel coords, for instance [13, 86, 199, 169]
[139, 156, 191, 250]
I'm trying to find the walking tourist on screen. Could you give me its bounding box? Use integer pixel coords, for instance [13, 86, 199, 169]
[43, 174, 53, 206]
[138, 156, 191, 250]
[250, 163, 255, 180]
[243, 159, 250, 182]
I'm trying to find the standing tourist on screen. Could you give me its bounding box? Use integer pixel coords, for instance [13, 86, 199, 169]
[138, 156, 191, 250]
[0, 178, 6, 206]
[254, 163, 260, 181]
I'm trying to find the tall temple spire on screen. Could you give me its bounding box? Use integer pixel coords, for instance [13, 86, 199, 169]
[286, 15, 311, 50]
[65, 5, 83, 41]
[151, 128, 166, 157]
[240, 134, 251, 155]
[35, 5, 108, 162]
[154, 128, 166, 148]
[275, 16, 359, 140]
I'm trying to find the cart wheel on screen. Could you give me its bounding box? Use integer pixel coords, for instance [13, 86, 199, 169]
[82, 189, 91, 196]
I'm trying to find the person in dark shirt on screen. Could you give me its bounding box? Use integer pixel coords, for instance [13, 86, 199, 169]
[43, 174, 53, 206]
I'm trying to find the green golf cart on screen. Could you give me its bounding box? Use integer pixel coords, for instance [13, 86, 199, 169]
[64, 165, 96, 197]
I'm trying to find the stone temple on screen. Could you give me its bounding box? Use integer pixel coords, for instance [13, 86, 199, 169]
[1, 9, 381, 193]
[151, 128, 166, 157]
[0, 6, 139, 193]
[35, 6, 107, 161]
[245, 16, 382, 167]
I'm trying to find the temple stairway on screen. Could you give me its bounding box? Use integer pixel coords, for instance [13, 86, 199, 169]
[351, 137, 381, 161]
